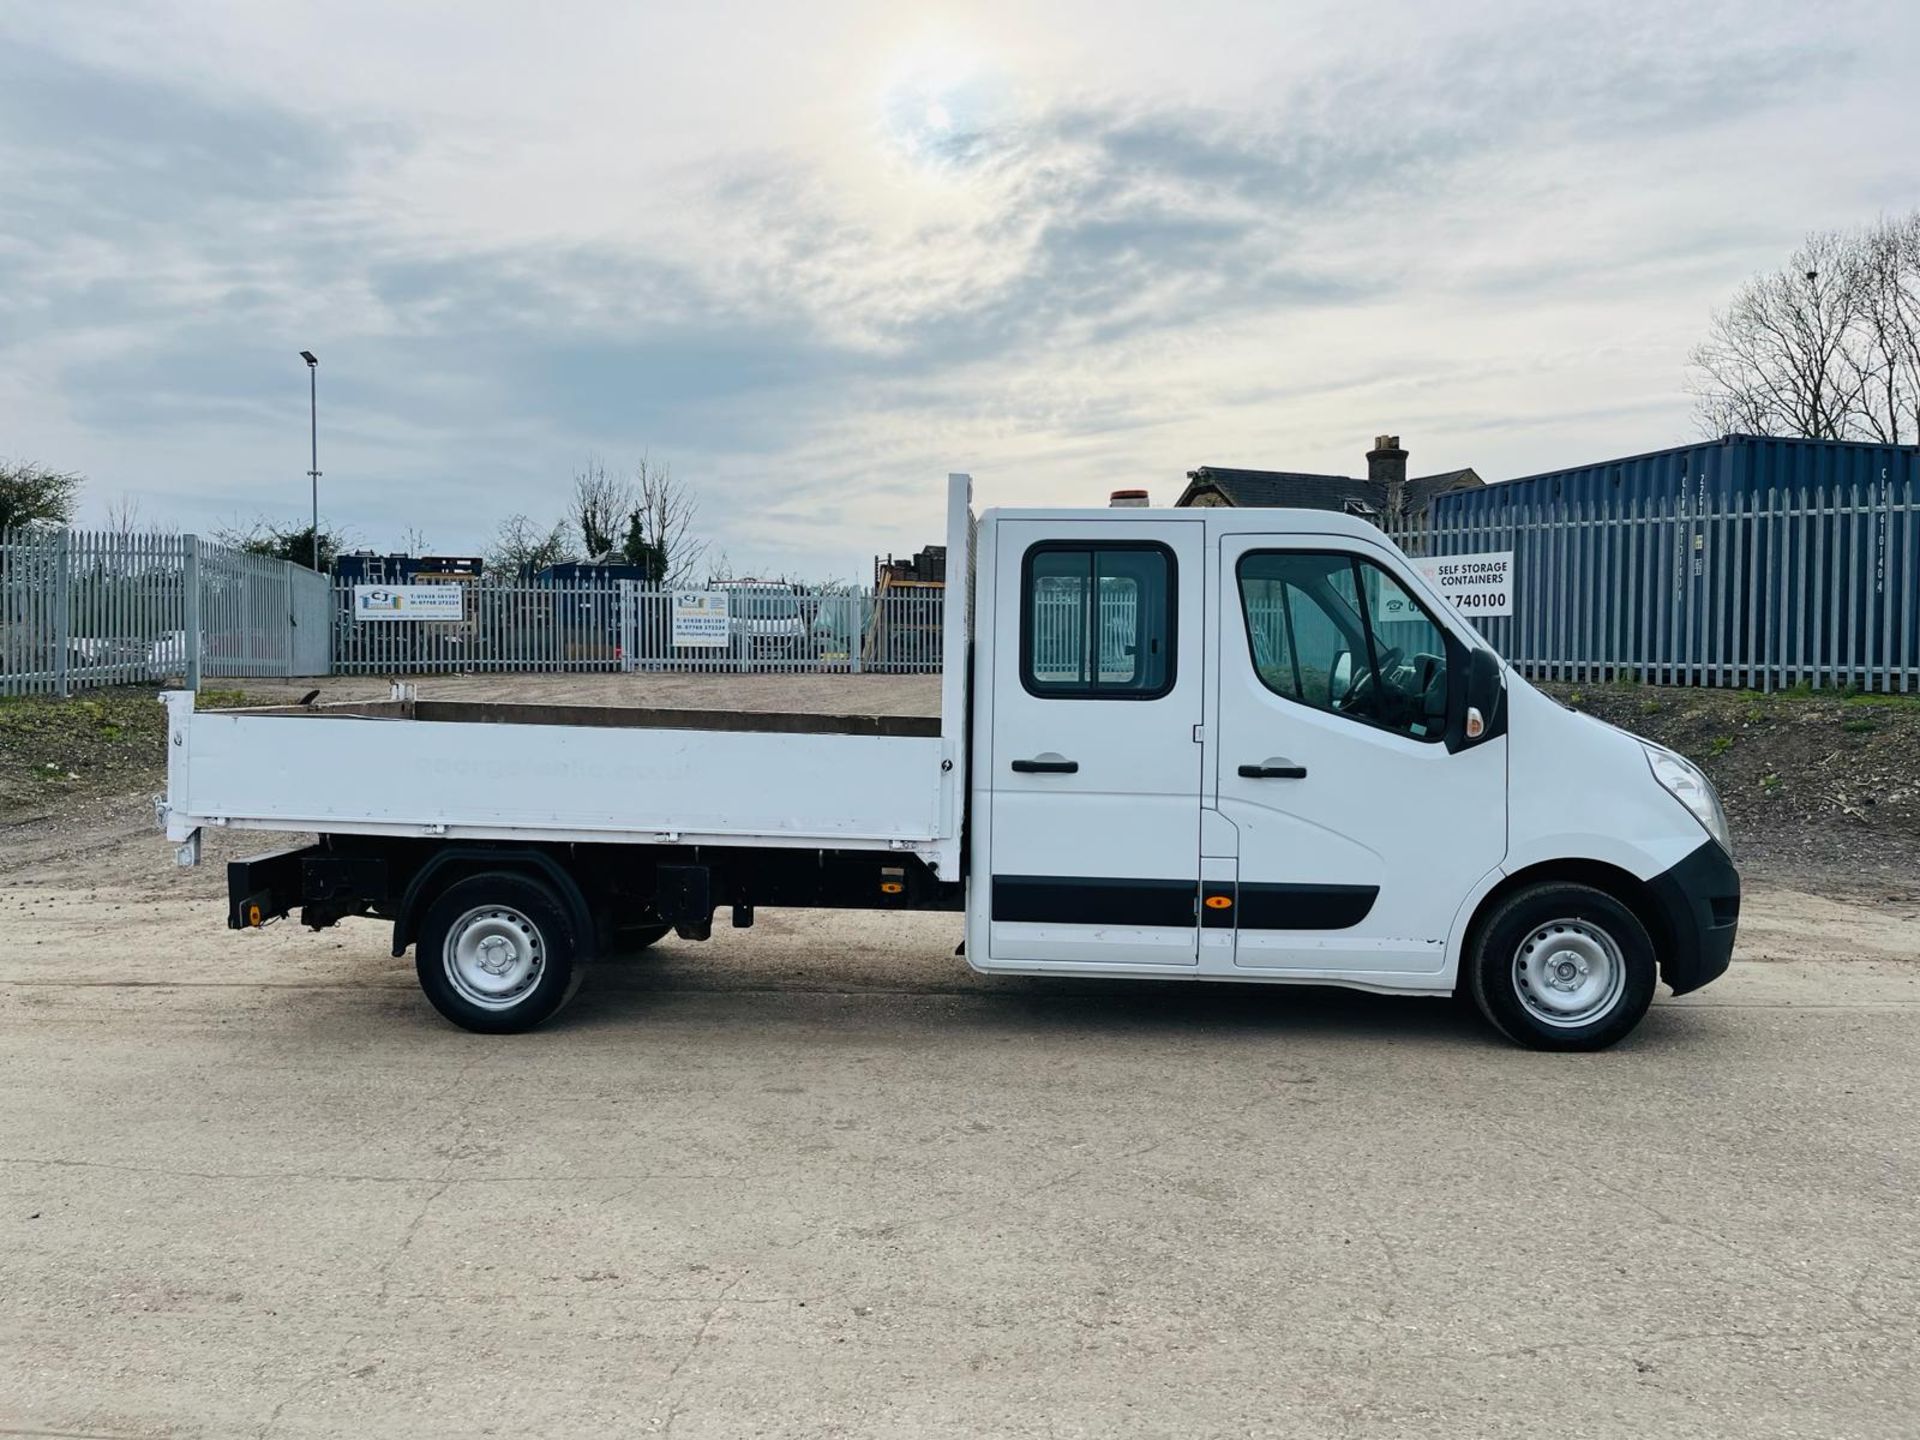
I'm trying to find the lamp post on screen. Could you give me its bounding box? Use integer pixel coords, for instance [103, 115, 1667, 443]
[299, 350, 321, 570]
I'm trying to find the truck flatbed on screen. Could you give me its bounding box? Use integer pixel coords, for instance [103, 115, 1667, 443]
[163, 690, 957, 856]
[162, 477, 976, 871]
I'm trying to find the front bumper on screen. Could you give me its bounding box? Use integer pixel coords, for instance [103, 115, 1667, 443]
[1645, 840, 1741, 995]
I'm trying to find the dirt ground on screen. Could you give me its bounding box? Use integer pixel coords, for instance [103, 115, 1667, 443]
[3, 672, 1918, 1436]
[1543, 680, 1920, 899]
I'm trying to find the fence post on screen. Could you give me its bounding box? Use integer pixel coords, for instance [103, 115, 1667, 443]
[53, 529, 72, 698]
[182, 535, 203, 692]
[618, 581, 632, 673]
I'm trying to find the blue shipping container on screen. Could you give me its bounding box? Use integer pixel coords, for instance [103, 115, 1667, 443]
[1425, 435, 1919, 689]
[1434, 433, 1917, 520]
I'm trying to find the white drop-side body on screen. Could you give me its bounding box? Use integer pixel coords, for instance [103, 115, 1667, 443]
[162, 478, 977, 878]
[162, 473, 1719, 996]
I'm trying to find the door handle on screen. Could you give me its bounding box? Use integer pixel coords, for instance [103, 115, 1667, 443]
[1012, 756, 1079, 774]
[1238, 761, 1307, 779]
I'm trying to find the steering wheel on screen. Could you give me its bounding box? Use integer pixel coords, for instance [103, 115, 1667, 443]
[1336, 645, 1403, 713]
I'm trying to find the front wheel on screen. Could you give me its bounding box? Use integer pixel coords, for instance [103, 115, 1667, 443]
[1464, 882, 1656, 1051]
[415, 873, 585, 1033]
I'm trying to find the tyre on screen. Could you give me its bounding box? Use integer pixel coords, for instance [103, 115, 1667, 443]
[1464, 882, 1656, 1052]
[415, 872, 586, 1034]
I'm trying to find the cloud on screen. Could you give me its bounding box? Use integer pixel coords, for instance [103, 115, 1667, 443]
[0, 1, 1913, 575]
[0, 41, 346, 216]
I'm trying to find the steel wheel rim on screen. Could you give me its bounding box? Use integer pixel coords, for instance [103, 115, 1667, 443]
[443, 904, 545, 1010]
[1511, 917, 1625, 1028]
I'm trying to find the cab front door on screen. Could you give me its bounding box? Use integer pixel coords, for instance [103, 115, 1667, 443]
[1211, 534, 1507, 979]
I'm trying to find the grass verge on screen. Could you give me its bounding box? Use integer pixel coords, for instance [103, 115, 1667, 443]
[0, 688, 254, 820]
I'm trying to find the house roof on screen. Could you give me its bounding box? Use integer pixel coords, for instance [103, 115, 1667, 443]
[1178, 465, 1481, 515]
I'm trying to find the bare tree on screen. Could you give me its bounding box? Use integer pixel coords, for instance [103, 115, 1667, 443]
[399, 525, 431, 556]
[488, 452, 707, 582]
[104, 493, 149, 538]
[1690, 214, 1920, 444]
[1844, 214, 1920, 445]
[488, 513, 578, 577]
[570, 456, 637, 560]
[627, 455, 709, 585]
[1689, 230, 1865, 440]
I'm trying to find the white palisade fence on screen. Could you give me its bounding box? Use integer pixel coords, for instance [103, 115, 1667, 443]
[1384, 480, 1919, 692]
[13, 482, 1916, 695]
[330, 581, 951, 676]
[1, 530, 330, 696]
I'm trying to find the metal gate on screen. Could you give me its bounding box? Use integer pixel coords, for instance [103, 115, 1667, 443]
[2, 530, 331, 696]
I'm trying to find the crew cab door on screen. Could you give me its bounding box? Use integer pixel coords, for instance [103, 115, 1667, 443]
[1212, 535, 1507, 978]
[985, 518, 1204, 967]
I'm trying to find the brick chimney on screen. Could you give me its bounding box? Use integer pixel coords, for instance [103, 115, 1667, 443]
[1367, 435, 1408, 517]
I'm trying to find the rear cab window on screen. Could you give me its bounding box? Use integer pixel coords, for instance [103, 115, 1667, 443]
[1021, 543, 1175, 698]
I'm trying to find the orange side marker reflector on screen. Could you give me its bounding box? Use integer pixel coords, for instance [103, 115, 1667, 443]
[880, 882, 904, 895]
[247, 903, 263, 927]
[1204, 895, 1233, 910]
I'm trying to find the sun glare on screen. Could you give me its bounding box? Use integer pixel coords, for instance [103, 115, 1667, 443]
[879, 37, 1007, 171]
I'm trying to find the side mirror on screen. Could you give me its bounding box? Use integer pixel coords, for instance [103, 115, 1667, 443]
[1329, 649, 1353, 701]
[1451, 647, 1506, 750]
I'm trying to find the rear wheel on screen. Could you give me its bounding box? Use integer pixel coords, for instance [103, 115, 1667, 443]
[415, 873, 585, 1033]
[1465, 882, 1655, 1051]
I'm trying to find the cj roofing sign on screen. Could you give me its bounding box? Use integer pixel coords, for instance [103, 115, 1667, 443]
[1412, 551, 1514, 616]
[352, 584, 465, 622]
[671, 590, 731, 647]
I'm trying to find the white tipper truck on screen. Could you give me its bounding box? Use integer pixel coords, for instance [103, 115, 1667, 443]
[161, 475, 1739, 1050]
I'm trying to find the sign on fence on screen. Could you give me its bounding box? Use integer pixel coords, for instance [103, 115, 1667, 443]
[1412, 550, 1514, 616]
[352, 585, 465, 622]
[671, 590, 731, 647]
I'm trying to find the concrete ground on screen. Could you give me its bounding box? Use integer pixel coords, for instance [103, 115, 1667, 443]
[2, 673, 1917, 1436]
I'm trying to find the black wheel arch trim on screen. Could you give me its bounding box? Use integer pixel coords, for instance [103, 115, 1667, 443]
[1644, 839, 1740, 995]
[1466, 845, 1739, 998]
[392, 847, 596, 961]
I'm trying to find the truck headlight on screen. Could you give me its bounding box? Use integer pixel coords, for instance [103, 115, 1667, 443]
[1643, 744, 1733, 856]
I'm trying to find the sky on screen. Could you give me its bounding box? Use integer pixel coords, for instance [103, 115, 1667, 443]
[2, 0, 1917, 580]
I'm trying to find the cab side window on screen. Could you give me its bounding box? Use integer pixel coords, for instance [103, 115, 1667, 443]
[1022, 543, 1175, 698]
[1237, 551, 1449, 740]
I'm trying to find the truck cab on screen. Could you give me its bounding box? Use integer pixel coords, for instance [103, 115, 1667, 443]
[168, 475, 1738, 1050]
[965, 500, 1739, 1048]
